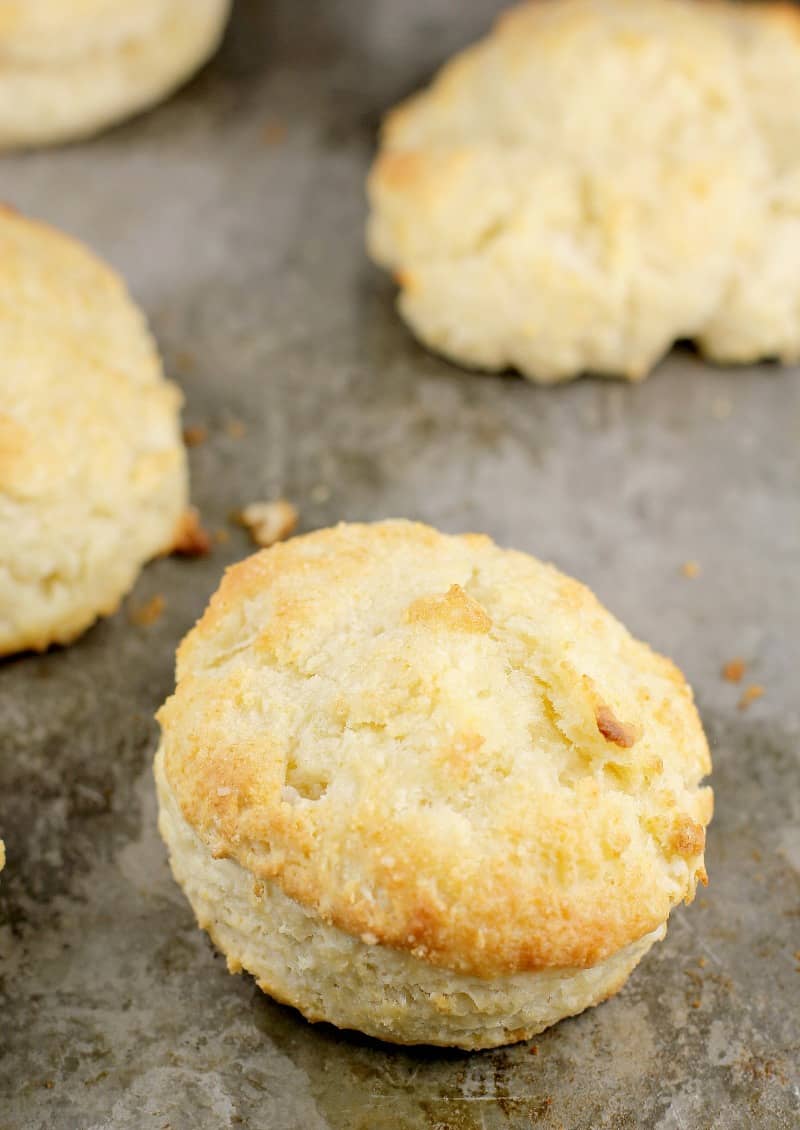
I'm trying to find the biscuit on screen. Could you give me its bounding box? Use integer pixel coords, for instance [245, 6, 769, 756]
[367, 0, 800, 383]
[0, 0, 231, 149]
[156, 520, 712, 1048]
[0, 208, 188, 655]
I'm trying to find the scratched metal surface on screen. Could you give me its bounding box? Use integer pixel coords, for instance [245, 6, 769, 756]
[0, 2, 799, 1127]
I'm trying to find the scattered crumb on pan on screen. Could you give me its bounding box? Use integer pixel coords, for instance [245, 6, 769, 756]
[738, 684, 764, 711]
[236, 499, 298, 548]
[129, 593, 166, 627]
[681, 560, 701, 579]
[224, 417, 247, 439]
[173, 507, 212, 556]
[722, 658, 746, 683]
[183, 424, 208, 447]
[174, 350, 196, 374]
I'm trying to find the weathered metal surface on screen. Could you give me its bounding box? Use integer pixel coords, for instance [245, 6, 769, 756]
[0, 3, 798, 1126]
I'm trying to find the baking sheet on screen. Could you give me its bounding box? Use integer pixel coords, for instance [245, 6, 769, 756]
[0, 2, 798, 1127]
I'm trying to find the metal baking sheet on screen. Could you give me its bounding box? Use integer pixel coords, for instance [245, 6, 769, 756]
[1, 2, 798, 1127]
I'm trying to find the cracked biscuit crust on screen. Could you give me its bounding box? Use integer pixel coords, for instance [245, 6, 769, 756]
[159, 520, 712, 978]
[367, 0, 800, 382]
[0, 208, 188, 655]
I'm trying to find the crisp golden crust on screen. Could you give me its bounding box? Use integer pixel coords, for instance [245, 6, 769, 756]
[0, 208, 187, 655]
[156, 748, 666, 1048]
[0, 0, 231, 150]
[367, 0, 800, 382]
[159, 521, 711, 978]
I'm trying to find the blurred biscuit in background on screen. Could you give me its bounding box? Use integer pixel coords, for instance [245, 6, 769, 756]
[0, 0, 231, 148]
[368, 0, 800, 383]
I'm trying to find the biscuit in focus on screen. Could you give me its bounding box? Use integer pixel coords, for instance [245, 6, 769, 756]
[155, 520, 712, 1048]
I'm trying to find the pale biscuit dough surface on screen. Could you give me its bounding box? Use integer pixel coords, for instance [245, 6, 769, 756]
[368, 0, 800, 382]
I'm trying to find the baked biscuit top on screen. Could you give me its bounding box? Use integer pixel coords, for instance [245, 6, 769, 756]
[367, 0, 800, 381]
[0, 207, 183, 509]
[159, 521, 712, 977]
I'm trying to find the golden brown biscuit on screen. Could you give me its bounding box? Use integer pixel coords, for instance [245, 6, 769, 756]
[156, 521, 711, 1047]
[0, 208, 188, 655]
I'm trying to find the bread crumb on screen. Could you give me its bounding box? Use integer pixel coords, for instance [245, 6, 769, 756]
[224, 418, 247, 439]
[722, 657, 746, 683]
[262, 118, 286, 145]
[182, 424, 208, 447]
[681, 560, 701, 578]
[129, 593, 166, 627]
[237, 500, 298, 548]
[174, 350, 195, 374]
[738, 683, 764, 710]
[213, 527, 230, 545]
[529, 1044, 539, 1056]
[173, 507, 212, 556]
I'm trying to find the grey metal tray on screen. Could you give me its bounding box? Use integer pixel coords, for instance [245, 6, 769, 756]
[1, 3, 798, 1127]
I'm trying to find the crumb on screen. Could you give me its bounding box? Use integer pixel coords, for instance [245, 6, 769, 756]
[129, 593, 166, 627]
[237, 499, 298, 548]
[722, 657, 746, 683]
[711, 395, 732, 420]
[173, 507, 212, 556]
[310, 482, 332, 504]
[690, 999, 701, 1009]
[212, 527, 230, 545]
[262, 118, 286, 145]
[697, 957, 707, 968]
[224, 417, 247, 439]
[174, 350, 195, 374]
[738, 684, 764, 711]
[752, 849, 762, 863]
[529, 1045, 539, 1056]
[182, 424, 208, 447]
[681, 560, 701, 578]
